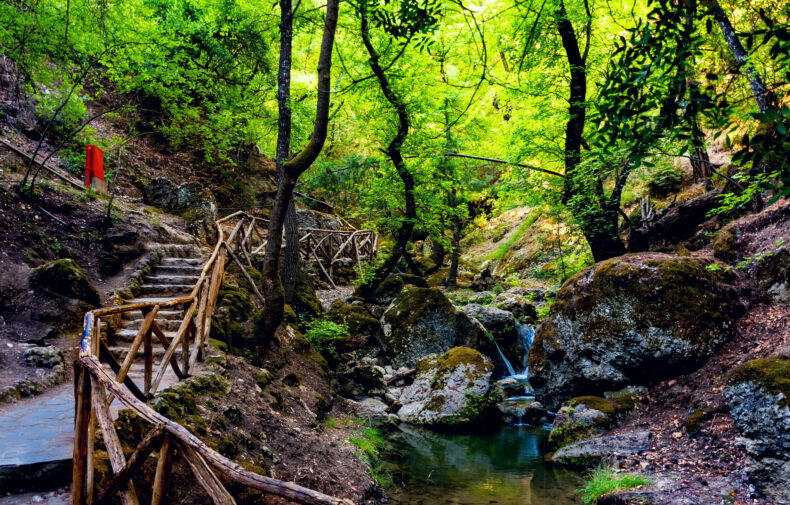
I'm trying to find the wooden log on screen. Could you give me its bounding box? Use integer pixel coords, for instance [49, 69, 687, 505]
[222, 242, 265, 304]
[183, 321, 193, 375]
[72, 364, 92, 505]
[82, 356, 355, 505]
[116, 306, 160, 385]
[89, 425, 164, 505]
[180, 443, 236, 505]
[311, 248, 337, 289]
[385, 368, 416, 385]
[330, 231, 358, 264]
[200, 248, 226, 358]
[91, 381, 140, 505]
[99, 341, 146, 401]
[150, 322, 186, 380]
[150, 299, 196, 393]
[190, 278, 211, 371]
[151, 435, 173, 505]
[144, 324, 153, 397]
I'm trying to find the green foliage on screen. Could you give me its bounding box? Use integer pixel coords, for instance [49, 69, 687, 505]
[349, 423, 392, 487]
[483, 212, 540, 262]
[304, 318, 350, 359]
[578, 468, 649, 504]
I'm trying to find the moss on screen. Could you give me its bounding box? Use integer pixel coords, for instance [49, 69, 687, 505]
[713, 227, 738, 263]
[291, 270, 322, 321]
[326, 300, 380, 337]
[370, 275, 405, 302]
[424, 394, 447, 412]
[217, 289, 254, 322]
[314, 393, 331, 419]
[209, 338, 228, 352]
[417, 347, 493, 389]
[684, 406, 715, 434]
[256, 369, 275, 388]
[216, 435, 239, 457]
[727, 355, 790, 407]
[572, 396, 618, 417]
[31, 258, 100, 305]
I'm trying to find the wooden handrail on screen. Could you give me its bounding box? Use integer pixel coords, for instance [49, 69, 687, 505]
[74, 212, 355, 505]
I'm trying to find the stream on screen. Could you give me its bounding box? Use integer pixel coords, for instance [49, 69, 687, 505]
[381, 323, 583, 504]
[382, 425, 583, 505]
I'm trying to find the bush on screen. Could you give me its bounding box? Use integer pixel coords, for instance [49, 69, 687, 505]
[579, 468, 648, 504]
[304, 318, 349, 359]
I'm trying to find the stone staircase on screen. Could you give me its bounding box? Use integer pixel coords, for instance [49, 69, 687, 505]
[105, 245, 208, 397]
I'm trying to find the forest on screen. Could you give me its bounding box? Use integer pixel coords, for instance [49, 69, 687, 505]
[0, 0, 789, 504]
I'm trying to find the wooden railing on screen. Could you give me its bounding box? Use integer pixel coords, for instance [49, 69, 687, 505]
[73, 211, 354, 505]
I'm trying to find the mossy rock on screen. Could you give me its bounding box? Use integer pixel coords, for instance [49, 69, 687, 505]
[216, 289, 254, 322]
[548, 395, 637, 449]
[326, 300, 380, 338]
[368, 275, 405, 305]
[727, 355, 790, 407]
[529, 254, 743, 410]
[380, 288, 487, 368]
[712, 227, 738, 262]
[291, 270, 322, 322]
[31, 259, 100, 305]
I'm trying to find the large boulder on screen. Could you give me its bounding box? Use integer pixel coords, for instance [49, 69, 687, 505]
[755, 247, 790, 304]
[397, 347, 494, 425]
[296, 209, 344, 231]
[725, 355, 790, 503]
[463, 303, 516, 340]
[379, 288, 487, 369]
[548, 394, 637, 449]
[552, 431, 651, 469]
[494, 288, 538, 323]
[337, 364, 387, 398]
[143, 178, 218, 243]
[529, 254, 742, 409]
[30, 259, 100, 306]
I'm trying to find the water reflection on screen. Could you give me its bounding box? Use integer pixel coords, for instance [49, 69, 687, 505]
[383, 425, 583, 505]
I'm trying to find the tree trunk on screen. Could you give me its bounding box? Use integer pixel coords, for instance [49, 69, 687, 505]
[355, 0, 416, 298]
[711, 1, 775, 114]
[447, 216, 462, 288]
[259, 0, 339, 343]
[274, 0, 300, 303]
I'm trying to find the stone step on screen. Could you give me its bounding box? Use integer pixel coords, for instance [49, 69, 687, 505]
[115, 328, 179, 342]
[120, 318, 183, 331]
[145, 274, 200, 285]
[153, 264, 204, 276]
[121, 309, 185, 321]
[161, 257, 203, 266]
[126, 297, 188, 305]
[139, 284, 194, 296]
[109, 346, 184, 360]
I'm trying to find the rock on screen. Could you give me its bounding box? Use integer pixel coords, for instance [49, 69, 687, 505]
[470, 265, 497, 291]
[291, 270, 323, 322]
[327, 300, 380, 339]
[468, 290, 495, 304]
[494, 289, 538, 322]
[338, 365, 387, 398]
[397, 347, 495, 426]
[379, 288, 487, 369]
[491, 378, 524, 400]
[755, 247, 790, 304]
[23, 346, 64, 370]
[183, 190, 218, 244]
[725, 355, 790, 503]
[0, 260, 31, 314]
[552, 431, 651, 468]
[30, 259, 100, 306]
[549, 395, 636, 449]
[497, 398, 551, 426]
[463, 303, 516, 340]
[296, 209, 344, 231]
[529, 254, 743, 409]
[352, 398, 394, 426]
[366, 275, 405, 306]
[143, 178, 218, 243]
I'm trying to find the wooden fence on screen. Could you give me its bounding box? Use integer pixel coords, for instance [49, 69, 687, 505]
[231, 216, 377, 289]
[74, 211, 354, 505]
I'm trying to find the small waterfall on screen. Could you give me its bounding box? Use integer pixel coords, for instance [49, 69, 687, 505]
[491, 339, 516, 377]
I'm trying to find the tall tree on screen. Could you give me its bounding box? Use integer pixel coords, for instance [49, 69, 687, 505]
[258, 0, 339, 343]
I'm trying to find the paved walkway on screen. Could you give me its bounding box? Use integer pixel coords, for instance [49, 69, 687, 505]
[0, 385, 73, 468]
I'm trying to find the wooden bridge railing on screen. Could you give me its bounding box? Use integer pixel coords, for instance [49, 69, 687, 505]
[236, 216, 377, 288]
[74, 211, 354, 505]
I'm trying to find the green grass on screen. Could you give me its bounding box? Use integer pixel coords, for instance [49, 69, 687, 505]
[482, 212, 541, 262]
[579, 468, 649, 504]
[348, 424, 393, 487]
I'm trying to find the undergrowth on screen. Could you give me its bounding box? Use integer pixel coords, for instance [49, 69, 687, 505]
[578, 467, 648, 503]
[348, 423, 393, 488]
[483, 212, 540, 262]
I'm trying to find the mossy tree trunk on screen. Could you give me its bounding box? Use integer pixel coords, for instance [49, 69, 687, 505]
[259, 0, 339, 344]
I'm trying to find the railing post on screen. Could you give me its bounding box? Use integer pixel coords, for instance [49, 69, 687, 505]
[72, 362, 92, 505]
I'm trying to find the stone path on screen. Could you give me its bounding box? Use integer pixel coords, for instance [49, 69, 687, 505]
[0, 385, 73, 494]
[0, 244, 208, 496]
